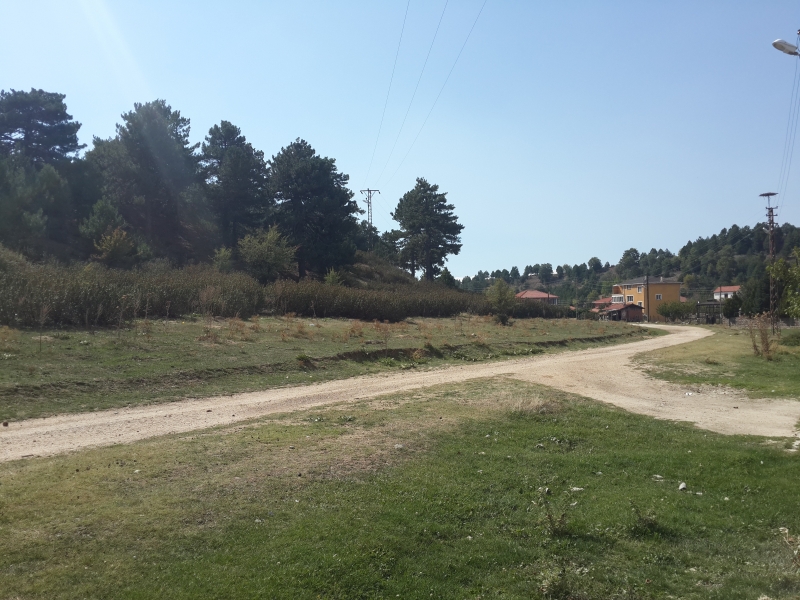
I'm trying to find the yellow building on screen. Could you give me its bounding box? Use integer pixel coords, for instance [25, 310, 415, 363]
[611, 277, 682, 322]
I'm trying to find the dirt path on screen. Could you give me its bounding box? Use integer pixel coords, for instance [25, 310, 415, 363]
[2, 325, 799, 461]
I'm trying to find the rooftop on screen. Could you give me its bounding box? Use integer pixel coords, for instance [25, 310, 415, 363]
[617, 277, 681, 286]
[713, 285, 741, 293]
[515, 290, 558, 300]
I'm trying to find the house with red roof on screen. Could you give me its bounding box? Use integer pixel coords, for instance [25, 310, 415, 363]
[515, 290, 558, 305]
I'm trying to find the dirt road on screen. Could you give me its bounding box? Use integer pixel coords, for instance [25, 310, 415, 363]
[2, 325, 799, 461]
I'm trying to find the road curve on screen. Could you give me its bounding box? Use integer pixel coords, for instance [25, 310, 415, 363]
[2, 325, 798, 461]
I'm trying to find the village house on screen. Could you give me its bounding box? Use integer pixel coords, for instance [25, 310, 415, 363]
[603, 302, 644, 322]
[712, 285, 740, 301]
[515, 290, 559, 305]
[610, 277, 682, 322]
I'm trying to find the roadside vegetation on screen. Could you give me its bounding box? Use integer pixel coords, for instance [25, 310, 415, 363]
[0, 316, 650, 421]
[2, 378, 798, 599]
[638, 326, 800, 398]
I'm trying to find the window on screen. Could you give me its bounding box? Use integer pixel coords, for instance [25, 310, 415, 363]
[655, 294, 662, 300]
[624, 285, 631, 290]
[638, 301, 643, 307]
[637, 286, 643, 293]
[626, 295, 634, 302]
[612, 295, 623, 303]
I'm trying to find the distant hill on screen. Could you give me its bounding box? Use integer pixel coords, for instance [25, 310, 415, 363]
[458, 222, 800, 314]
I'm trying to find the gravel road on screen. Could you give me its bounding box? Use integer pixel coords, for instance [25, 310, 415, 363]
[2, 325, 798, 461]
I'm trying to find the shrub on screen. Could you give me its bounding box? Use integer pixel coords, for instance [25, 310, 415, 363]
[266, 280, 568, 322]
[237, 226, 296, 283]
[485, 279, 516, 324]
[0, 244, 263, 326]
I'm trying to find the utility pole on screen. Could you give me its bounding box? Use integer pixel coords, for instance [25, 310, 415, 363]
[645, 273, 649, 322]
[359, 189, 380, 250]
[760, 192, 778, 333]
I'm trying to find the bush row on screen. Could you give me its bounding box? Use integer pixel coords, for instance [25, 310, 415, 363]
[0, 245, 569, 326]
[0, 246, 263, 326]
[267, 280, 568, 321]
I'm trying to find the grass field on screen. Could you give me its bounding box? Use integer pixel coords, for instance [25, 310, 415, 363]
[1, 378, 798, 599]
[0, 317, 653, 421]
[638, 325, 800, 398]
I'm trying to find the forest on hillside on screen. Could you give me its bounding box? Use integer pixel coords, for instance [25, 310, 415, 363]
[460, 222, 800, 315]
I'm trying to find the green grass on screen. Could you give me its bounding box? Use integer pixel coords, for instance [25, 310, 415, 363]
[638, 326, 800, 398]
[1, 378, 798, 599]
[0, 317, 654, 421]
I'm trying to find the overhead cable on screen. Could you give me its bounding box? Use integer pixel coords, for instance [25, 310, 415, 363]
[364, 0, 411, 184]
[383, 0, 488, 187]
[373, 0, 450, 186]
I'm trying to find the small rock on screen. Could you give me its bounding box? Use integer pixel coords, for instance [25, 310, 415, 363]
[733, 406, 738, 409]
[289, 446, 295, 449]
[535, 443, 544, 449]
[570, 487, 584, 492]
[2, 422, 7, 427]
[544, 487, 551, 495]
[652, 475, 663, 480]
[466, 535, 473, 540]
[724, 497, 729, 501]
[394, 444, 404, 449]
[206, 409, 212, 413]
[134, 469, 140, 474]
[255, 518, 262, 523]
[596, 471, 602, 475]
[678, 482, 687, 491]
[696, 492, 702, 496]
[570, 501, 578, 506]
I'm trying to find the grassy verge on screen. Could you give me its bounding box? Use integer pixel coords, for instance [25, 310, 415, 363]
[1, 378, 798, 599]
[0, 317, 655, 421]
[637, 326, 800, 398]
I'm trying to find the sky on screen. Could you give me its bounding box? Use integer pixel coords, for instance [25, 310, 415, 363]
[2, 1, 800, 277]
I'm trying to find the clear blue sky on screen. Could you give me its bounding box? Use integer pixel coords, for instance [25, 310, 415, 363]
[2, 1, 799, 277]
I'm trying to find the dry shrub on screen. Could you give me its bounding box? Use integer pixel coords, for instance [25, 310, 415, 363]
[0, 325, 20, 351]
[280, 330, 289, 342]
[411, 348, 426, 362]
[227, 316, 248, 341]
[294, 322, 311, 339]
[0, 246, 263, 327]
[749, 314, 775, 360]
[266, 280, 570, 322]
[138, 319, 153, 340]
[349, 320, 364, 338]
[198, 326, 220, 343]
[249, 317, 262, 333]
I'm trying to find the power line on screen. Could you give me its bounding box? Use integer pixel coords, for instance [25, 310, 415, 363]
[373, 0, 449, 185]
[364, 0, 411, 184]
[383, 0, 488, 186]
[776, 32, 800, 221]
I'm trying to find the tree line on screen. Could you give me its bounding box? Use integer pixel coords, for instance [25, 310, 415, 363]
[460, 223, 800, 315]
[0, 89, 463, 283]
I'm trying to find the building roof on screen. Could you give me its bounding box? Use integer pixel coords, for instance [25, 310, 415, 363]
[617, 277, 681, 286]
[603, 302, 644, 313]
[712, 285, 741, 294]
[680, 296, 688, 303]
[592, 296, 612, 306]
[515, 290, 558, 300]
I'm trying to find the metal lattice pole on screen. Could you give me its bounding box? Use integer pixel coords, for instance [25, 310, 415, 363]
[360, 188, 380, 250]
